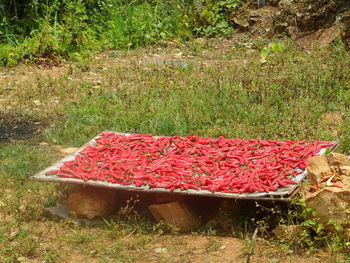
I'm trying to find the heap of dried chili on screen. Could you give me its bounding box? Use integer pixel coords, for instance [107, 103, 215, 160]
[48, 132, 333, 194]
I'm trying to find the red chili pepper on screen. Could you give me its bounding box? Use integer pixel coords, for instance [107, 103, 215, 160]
[50, 132, 333, 194]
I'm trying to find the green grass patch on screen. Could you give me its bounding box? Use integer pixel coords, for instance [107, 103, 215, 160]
[47, 43, 350, 151]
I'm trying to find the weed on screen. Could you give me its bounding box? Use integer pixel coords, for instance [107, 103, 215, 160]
[71, 230, 95, 244]
[43, 250, 62, 263]
[205, 238, 222, 252]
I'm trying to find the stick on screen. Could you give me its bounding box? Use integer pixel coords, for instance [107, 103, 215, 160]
[244, 227, 259, 263]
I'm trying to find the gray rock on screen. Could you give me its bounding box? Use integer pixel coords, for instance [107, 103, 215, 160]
[44, 205, 108, 226]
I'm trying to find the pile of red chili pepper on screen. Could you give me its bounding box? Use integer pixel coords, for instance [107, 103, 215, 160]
[48, 132, 334, 194]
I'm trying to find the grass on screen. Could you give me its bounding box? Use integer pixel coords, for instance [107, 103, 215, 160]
[1, 38, 350, 261]
[41, 40, 350, 149]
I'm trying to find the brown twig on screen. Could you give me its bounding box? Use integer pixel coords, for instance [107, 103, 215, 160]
[244, 227, 259, 263]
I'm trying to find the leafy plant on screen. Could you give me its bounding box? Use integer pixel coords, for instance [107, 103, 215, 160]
[180, 0, 243, 37]
[0, 0, 245, 65]
[103, 0, 180, 49]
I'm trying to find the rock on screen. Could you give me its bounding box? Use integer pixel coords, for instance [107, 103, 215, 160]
[249, 11, 260, 18]
[154, 247, 167, 253]
[307, 155, 332, 185]
[278, 0, 292, 9]
[304, 151, 350, 234]
[327, 153, 350, 166]
[45, 205, 72, 219]
[193, 38, 206, 45]
[259, 57, 267, 64]
[305, 189, 350, 233]
[274, 22, 289, 34]
[173, 52, 183, 59]
[205, 200, 239, 231]
[44, 205, 107, 226]
[297, 25, 342, 50]
[58, 147, 79, 155]
[316, 25, 342, 48]
[273, 225, 302, 243]
[67, 187, 120, 219]
[233, 17, 250, 30]
[33, 100, 41, 106]
[339, 164, 350, 176]
[148, 202, 201, 232]
[288, 26, 298, 40]
[16, 257, 28, 263]
[250, 17, 260, 23]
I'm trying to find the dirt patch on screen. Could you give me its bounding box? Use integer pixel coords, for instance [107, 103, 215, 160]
[273, 0, 341, 34]
[296, 24, 343, 49]
[319, 111, 343, 137]
[233, 0, 350, 47]
[0, 111, 42, 142]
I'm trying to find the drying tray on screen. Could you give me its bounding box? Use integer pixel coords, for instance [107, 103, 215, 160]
[31, 132, 338, 202]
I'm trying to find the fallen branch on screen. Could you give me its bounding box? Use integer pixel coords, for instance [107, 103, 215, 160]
[244, 227, 259, 263]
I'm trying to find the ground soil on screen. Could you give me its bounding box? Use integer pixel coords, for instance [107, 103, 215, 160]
[0, 111, 42, 142]
[233, 0, 350, 47]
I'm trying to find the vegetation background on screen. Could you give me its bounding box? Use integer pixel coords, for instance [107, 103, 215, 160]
[0, 0, 243, 66]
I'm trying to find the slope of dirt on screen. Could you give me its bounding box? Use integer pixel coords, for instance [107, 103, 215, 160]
[233, 0, 350, 46]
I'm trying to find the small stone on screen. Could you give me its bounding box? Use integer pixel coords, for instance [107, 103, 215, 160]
[278, 0, 292, 9]
[9, 230, 19, 239]
[67, 187, 120, 219]
[16, 257, 28, 263]
[219, 245, 226, 250]
[44, 205, 70, 219]
[193, 38, 206, 45]
[307, 155, 332, 185]
[259, 57, 267, 64]
[33, 100, 41, 106]
[149, 202, 200, 232]
[93, 80, 103, 85]
[174, 52, 183, 58]
[154, 247, 167, 253]
[273, 225, 302, 243]
[250, 11, 260, 17]
[233, 17, 250, 29]
[327, 153, 350, 166]
[288, 26, 298, 40]
[58, 147, 79, 155]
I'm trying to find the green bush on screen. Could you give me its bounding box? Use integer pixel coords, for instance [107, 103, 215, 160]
[103, 0, 181, 49]
[180, 0, 242, 37]
[0, 0, 243, 65]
